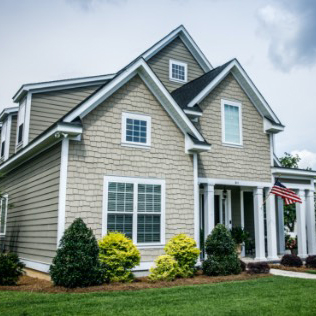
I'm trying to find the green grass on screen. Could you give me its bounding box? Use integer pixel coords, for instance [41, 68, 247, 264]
[1, 276, 316, 316]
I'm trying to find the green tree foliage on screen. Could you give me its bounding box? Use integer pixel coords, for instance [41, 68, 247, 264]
[279, 152, 300, 168]
[202, 224, 241, 276]
[50, 218, 103, 288]
[98, 232, 140, 283]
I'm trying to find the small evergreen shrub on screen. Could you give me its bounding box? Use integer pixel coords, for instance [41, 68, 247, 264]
[0, 252, 25, 285]
[50, 218, 103, 288]
[148, 255, 180, 282]
[98, 232, 140, 282]
[280, 254, 303, 267]
[165, 234, 200, 277]
[305, 255, 316, 268]
[247, 262, 270, 274]
[239, 260, 246, 272]
[203, 224, 241, 276]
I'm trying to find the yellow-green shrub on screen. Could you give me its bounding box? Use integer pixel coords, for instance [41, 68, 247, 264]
[98, 232, 140, 282]
[165, 234, 200, 277]
[148, 255, 179, 282]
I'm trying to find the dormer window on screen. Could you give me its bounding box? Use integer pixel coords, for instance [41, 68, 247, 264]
[121, 112, 151, 148]
[17, 99, 26, 147]
[169, 60, 187, 83]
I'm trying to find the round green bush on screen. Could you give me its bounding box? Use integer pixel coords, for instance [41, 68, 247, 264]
[165, 234, 200, 277]
[98, 232, 140, 283]
[0, 252, 25, 285]
[148, 255, 180, 282]
[203, 224, 241, 276]
[50, 218, 103, 288]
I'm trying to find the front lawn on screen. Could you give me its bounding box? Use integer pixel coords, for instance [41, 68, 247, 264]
[1, 276, 316, 315]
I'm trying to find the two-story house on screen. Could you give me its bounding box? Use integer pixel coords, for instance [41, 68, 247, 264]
[0, 26, 315, 276]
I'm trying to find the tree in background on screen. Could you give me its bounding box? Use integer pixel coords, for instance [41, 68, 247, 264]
[278, 152, 301, 232]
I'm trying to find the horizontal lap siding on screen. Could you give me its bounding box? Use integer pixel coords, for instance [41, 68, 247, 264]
[66, 75, 194, 263]
[9, 116, 17, 157]
[29, 85, 101, 142]
[1, 144, 61, 264]
[148, 37, 204, 92]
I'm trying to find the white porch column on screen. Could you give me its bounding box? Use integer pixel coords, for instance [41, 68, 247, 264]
[204, 184, 215, 237]
[193, 154, 200, 248]
[306, 190, 316, 255]
[296, 190, 307, 258]
[253, 187, 266, 260]
[265, 188, 278, 260]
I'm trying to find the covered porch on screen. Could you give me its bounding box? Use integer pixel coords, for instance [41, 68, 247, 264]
[198, 173, 316, 261]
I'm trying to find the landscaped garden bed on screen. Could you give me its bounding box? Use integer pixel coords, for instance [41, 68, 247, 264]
[270, 264, 316, 274]
[0, 271, 269, 293]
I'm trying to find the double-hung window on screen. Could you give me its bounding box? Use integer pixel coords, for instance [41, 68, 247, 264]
[221, 99, 243, 146]
[121, 112, 151, 148]
[0, 195, 8, 236]
[17, 99, 26, 146]
[169, 59, 187, 83]
[0, 120, 7, 159]
[104, 176, 165, 246]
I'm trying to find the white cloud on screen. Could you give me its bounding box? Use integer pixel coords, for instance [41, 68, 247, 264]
[257, 0, 316, 71]
[291, 149, 316, 170]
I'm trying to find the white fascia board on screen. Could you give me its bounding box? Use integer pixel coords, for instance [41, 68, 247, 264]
[198, 177, 273, 188]
[0, 107, 18, 122]
[64, 59, 206, 142]
[272, 167, 316, 178]
[187, 60, 282, 125]
[264, 118, 284, 134]
[13, 74, 115, 102]
[183, 109, 202, 117]
[185, 134, 211, 153]
[0, 123, 82, 174]
[142, 25, 212, 72]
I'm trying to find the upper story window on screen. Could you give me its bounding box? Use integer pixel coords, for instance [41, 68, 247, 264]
[17, 99, 26, 147]
[0, 120, 7, 160]
[0, 195, 8, 236]
[121, 112, 151, 148]
[104, 177, 165, 245]
[169, 59, 187, 83]
[221, 99, 243, 146]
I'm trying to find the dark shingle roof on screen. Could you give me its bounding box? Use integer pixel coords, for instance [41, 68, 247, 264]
[171, 59, 234, 109]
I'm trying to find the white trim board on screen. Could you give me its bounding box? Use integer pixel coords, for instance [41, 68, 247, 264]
[63, 58, 206, 144]
[20, 258, 50, 273]
[198, 177, 272, 188]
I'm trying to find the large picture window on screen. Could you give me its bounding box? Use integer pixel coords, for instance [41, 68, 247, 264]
[103, 177, 165, 245]
[221, 99, 243, 146]
[0, 195, 8, 236]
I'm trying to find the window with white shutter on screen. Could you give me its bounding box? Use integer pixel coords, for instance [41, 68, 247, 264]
[104, 177, 165, 245]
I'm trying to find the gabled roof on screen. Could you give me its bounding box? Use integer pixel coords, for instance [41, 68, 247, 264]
[171, 59, 282, 125]
[0, 107, 19, 122]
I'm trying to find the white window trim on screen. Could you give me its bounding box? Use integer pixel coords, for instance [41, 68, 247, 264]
[221, 99, 243, 147]
[0, 116, 11, 161]
[169, 59, 188, 83]
[102, 176, 166, 247]
[0, 194, 8, 236]
[121, 112, 151, 148]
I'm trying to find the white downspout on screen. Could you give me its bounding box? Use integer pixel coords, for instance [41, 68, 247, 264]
[193, 153, 200, 249]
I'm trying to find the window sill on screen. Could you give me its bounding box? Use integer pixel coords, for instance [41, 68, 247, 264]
[169, 77, 187, 84]
[137, 243, 165, 249]
[222, 142, 243, 149]
[121, 142, 151, 150]
[16, 142, 23, 151]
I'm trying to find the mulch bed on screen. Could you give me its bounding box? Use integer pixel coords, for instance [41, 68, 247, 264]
[270, 264, 316, 273]
[0, 271, 270, 293]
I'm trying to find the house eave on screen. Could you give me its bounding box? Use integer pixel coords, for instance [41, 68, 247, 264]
[0, 107, 19, 122]
[272, 167, 316, 178]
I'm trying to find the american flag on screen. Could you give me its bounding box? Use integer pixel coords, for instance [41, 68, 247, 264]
[270, 180, 302, 205]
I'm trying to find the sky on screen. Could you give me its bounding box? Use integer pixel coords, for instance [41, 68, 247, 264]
[0, 0, 316, 168]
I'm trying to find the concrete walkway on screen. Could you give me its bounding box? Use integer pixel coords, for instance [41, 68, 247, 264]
[270, 268, 316, 279]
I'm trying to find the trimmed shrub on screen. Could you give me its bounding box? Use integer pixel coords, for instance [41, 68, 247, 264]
[280, 254, 303, 267]
[98, 232, 140, 282]
[247, 262, 270, 274]
[165, 234, 200, 277]
[0, 252, 25, 285]
[203, 224, 241, 276]
[306, 255, 316, 268]
[50, 218, 103, 288]
[148, 255, 179, 282]
[239, 260, 246, 272]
